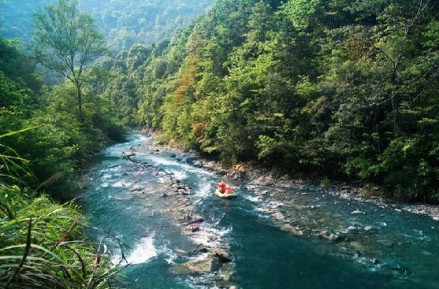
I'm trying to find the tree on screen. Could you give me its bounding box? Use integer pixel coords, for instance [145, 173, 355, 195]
[33, 0, 106, 123]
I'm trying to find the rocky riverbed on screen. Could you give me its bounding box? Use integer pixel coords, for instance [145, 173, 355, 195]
[83, 133, 439, 289]
[144, 134, 439, 222]
[117, 156, 237, 288]
[141, 134, 439, 286]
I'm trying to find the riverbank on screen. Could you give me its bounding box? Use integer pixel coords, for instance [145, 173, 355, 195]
[145, 132, 439, 222]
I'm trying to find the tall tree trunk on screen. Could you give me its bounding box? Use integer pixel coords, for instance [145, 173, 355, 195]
[390, 64, 399, 137]
[77, 85, 84, 123]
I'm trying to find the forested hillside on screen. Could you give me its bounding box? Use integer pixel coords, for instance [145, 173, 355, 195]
[104, 0, 439, 202]
[1, 0, 439, 287]
[0, 0, 133, 285]
[82, 0, 212, 51]
[0, 0, 212, 51]
[0, 35, 125, 287]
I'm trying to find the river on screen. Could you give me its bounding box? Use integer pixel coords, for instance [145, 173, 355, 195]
[81, 133, 439, 289]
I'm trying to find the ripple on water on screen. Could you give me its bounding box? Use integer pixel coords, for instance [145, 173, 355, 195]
[85, 134, 439, 289]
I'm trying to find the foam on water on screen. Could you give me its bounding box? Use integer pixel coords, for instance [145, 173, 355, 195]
[157, 177, 167, 183]
[137, 135, 149, 142]
[146, 155, 180, 166]
[243, 194, 262, 203]
[111, 181, 132, 188]
[190, 225, 232, 248]
[182, 274, 221, 289]
[110, 234, 158, 266]
[100, 173, 113, 180]
[158, 245, 180, 264]
[171, 170, 188, 180]
[183, 165, 215, 176]
[145, 154, 214, 176]
[195, 182, 213, 199]
[126, 234, 157, 265]
[266, 201, 284, 209]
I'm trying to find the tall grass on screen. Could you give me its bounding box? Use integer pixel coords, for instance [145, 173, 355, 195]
[1, 132, 126, 288]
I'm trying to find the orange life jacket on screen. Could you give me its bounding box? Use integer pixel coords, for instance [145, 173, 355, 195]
[218, 183, 226, 193]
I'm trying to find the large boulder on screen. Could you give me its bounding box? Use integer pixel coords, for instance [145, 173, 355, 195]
[228, 164, 246, 180]
[169, 255, 214, 275]
[212, 248, 232, 263]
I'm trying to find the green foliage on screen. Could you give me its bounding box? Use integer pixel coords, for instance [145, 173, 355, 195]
[1, 0, 212, 51]
[1, 35, 125, 198]
[0, 191, 115, 288]
[1, 17, 127, 288]
[0, 127, 124, 288]
[81, 0, 213, 51]
[0, 0, 51, 43]
[33, 0, 107, 123]
[283, 0, 320, 31]
[0, 159, 121, 289]
[128, 0, 439, 202]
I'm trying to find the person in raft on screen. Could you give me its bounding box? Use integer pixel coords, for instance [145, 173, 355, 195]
[130, 148, 135, 155]
[121, 151, 126, 158]
[218, 181, 226, 193]
[226, 186, 234, 194]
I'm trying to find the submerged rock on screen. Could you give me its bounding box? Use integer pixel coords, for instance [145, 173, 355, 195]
[193, 245, 209, 254]
[217, 262, 236, 285]
[377, 239, 395, 248]
[318, 230, 346, 242]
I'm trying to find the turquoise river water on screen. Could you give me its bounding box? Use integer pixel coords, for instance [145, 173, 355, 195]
[81, 134, 439, 289]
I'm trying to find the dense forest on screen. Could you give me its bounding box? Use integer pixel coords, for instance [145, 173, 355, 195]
[1, 0, 439, 287]
[0, 35, 125, 289]
[0, 0, 212, 51]
[102, 0, 439, 202]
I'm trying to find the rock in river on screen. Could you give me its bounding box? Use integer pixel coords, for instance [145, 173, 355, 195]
[170, 255, 214, 275]
[280, 224, 304, 236]
[273, 212, 285, 221]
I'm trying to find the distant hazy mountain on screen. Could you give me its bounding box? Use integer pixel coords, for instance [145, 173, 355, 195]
[0, 0, 51, 43]
[0, 0, 212, 51]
